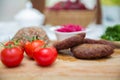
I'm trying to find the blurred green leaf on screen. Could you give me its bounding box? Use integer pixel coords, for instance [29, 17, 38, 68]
[101, 24, 120, 41]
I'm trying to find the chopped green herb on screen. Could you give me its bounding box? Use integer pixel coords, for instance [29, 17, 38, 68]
[101, 24, 120, 41]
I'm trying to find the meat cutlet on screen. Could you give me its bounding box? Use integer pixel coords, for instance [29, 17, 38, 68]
[71, 44, 114, 59]
[53, 33, 86, 50]
[83, 38, 115, 49]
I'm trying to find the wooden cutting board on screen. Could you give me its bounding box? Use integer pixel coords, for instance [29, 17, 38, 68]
[0, 48, 120, 80]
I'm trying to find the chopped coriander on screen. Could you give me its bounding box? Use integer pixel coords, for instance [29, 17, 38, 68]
[101, 24, 120, 41]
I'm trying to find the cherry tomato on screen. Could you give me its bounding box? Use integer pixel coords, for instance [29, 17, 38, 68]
[24, 40, 45, 58]
[1, 47, 24, 67]
[5, 41, 14, 46]
[0, 53, 1, 61]
[14, 40, 25, 52]
[33, 47, 58, 66]
[5, 40, 24, 53]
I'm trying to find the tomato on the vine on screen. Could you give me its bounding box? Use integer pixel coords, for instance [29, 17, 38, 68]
[5, 40, 24, 53]
[5, 41, 14, 46]
[14, 40, 24, 52]
[24, 40, 45, 58]
[0, 53, 1, 61]
[33, 47, 58, 66]
[1, 46, 24, 67]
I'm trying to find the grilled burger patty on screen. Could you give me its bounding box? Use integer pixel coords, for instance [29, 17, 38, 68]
[53, 33, 86, 50]
[83, 38, 115, 49]
[71, 44, 114, 59]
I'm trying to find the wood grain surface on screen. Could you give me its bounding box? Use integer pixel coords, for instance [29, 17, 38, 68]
[0, 48, 120, 80]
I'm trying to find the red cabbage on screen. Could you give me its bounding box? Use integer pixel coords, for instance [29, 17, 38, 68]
[56, 24, 85, 32]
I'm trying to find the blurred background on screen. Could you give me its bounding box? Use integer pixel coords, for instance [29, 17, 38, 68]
[0, 0, 120, 41]
[0, 0, 96, 21]
[0, 0, 27, 21]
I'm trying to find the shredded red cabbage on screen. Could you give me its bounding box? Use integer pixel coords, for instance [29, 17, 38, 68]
[56, 24, 85, 32]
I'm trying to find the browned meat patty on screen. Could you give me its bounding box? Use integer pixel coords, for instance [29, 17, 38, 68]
[53, 33, 86, 50]
[71, 44, 114, 59]
[12, 27, 49, 43]
[83, 38, 115, 49]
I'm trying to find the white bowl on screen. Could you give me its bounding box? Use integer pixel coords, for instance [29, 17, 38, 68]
[55, 30, 86, 41]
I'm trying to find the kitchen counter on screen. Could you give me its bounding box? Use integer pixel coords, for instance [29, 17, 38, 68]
[0, 49, 120, 80]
